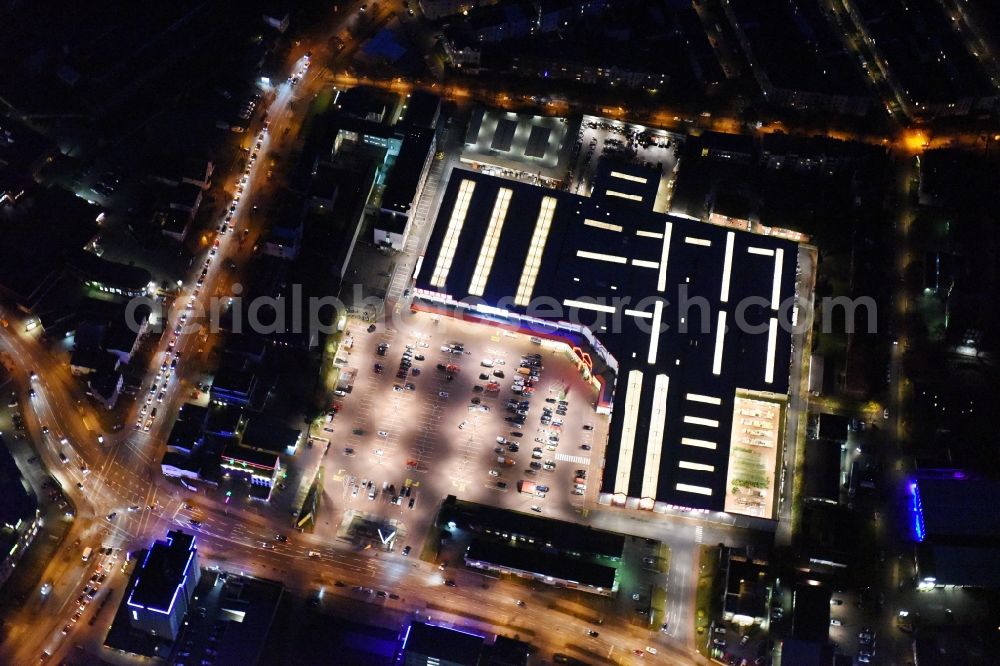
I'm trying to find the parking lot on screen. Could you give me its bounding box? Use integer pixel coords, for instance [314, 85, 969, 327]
[569, 115, 680, 202]
[320, 310, 609, 552]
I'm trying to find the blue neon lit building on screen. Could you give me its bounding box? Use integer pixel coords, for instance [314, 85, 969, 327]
[908, 482, 926, 542]
[400, 621, 485, 666]
[910, 476, 1000, 588]
[127, 530, 199, 639]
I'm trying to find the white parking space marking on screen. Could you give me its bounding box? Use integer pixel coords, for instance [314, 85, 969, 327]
[555, 453, 591, 465]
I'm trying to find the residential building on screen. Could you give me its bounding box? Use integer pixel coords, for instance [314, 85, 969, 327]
[162, 182, 204, 243]
[722, 0, 872, 116]
[262, 2, 291, 32]
[0, 118, 56, 204]
[377, 126, 435, 250]
[0, 437, 40, 590]
[840, 0, 998, 118]
[263, 220, 303, 260]
[760, 134, 872, 174]
[210, 358, 262, 408]
[149, 157, 215, 190]
[698, 131, 756, 163]
[0, 186, 100, 310]
[72, 252, 153, 298]
[373, 211, 408, 251]
[398, 91, 441, 130]
[419, 0, 498, 19]
[70, 297, 151, 369]
[510, 55, 668, 89]
[88, 366, 125, 409]
[240, 415, 301, 457]
[167, 571, 284, 665]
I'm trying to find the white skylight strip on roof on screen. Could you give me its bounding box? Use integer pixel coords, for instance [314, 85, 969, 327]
[765, 317, 778, 384]
[771, 248, 784, 310]
[748, 247, 775, 256]
[624, 308, 652, 319]
[712, 310, 726, 376]
[631, 259, 659, 269]
[720, 232, 735, 303]
[657, 222, 673, 292]
[681, 437, 717, 449]
[468, 188, 512, 296]
[684, 415, 720, 428]
[637, 229, 663, 239]
[676, 483, 713, 496]
[684, 237, 711, 247]
[647, 300, 663, 365]
[614, 370, 644, 495]
[641, 374, 669, 500]
[678, 460, 715, 472]
[577, 250, 628, 264]
[515, 196, 557, 306]
[430, 179, 476, 287]
[563, 299, 616, 314]
[606, 190, 644, 201]
[686, 393, 722, 405]
[610, 170, 648, 183]
[583, 218, 623, 232]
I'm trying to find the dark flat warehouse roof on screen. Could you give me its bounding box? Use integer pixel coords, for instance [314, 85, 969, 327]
[403, 621, 484, 664]
[491, 117, 517, 152]
[792, 584, 830, 642]
[440, 497, 625, 558]
[466, 538, 617, 589]
[525, 124, 551, 158]
[803, 438, 842, 503]
[916, 477, 1000, 544]
[416, 162, 797, 513]
[380, 126, 433, 214]
[816, 413, 849, 441]
[917, 544, 1000, 588]
[241, 416, 300, 455]
[398, 90, 440, 129]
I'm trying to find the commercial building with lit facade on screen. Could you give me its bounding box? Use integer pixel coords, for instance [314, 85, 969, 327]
[441, 497, 624, 595]
[909, 475, 1000, 589]
[127, 530, 200, 640]
[414, 159, 799, 519]
[399, 620, 530, 666]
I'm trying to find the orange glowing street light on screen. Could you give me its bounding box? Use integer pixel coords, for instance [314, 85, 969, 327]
[901, 130, 929, 153]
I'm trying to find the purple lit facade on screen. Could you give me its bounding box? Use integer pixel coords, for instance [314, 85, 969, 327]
[908, 482, 926, 542]
[398, 620, 485, 666]
[126, 530, 200, 639]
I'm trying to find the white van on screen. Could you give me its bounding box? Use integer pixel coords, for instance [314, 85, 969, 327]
[480, 359, 494, 367]
[81, 547, 93, 563]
